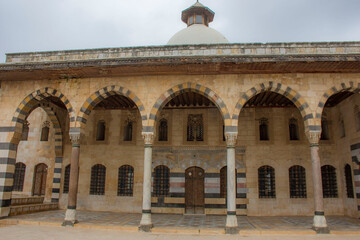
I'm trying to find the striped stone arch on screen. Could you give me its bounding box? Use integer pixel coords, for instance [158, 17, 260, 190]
[315, 81, 360, 127]
[76, 85, 147, 130]
[147, 82, 231, 132]
[11, 87, 75, 138]
[233, 82, 313, 131]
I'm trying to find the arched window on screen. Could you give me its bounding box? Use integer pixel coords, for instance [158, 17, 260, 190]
[220, 166, 237, 198]
[124, 121, 133, 141]
[339, 115, 345, 138]
[40, 121, 50, 141]
[320, 113, 330, 140]
[158, 119, 168, 141]
[187, 114, 203, 141]
[344, 164, 354, 198]
[63, 164, 71, 194]
[259, 118, 269, 141]
[258, 165, 276, 198]
[21, 120, 29, 141]
[118, 165, 134, 196]
[354, 105, 360, 131]
[154, 165, 170, 196]
[321, 165, 338, 198]
[289, 165, 307, 198]
[289, 118, 299, 140]
[90, 164, 106, 195]
[13, 162, 26, 191]
[96, 120, 106, 141]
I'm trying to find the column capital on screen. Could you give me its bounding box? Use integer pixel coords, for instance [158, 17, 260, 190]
[69, 133, 80, 146]
[225, 132, 238, 147]
[142, 132, 155, 145]
[306, 131, 321, 146]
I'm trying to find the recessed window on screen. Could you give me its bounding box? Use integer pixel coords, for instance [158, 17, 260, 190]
[289, 165, 307, 198]
[344, 164, 354, 198]
[124, 121, 133, 141]
[258, 165, 276, 198]
[320, 113, 330, 140]
[13, 162, 26, 191]
[96, 121, 106, 141]
[187, 114, 203, 142]
[63, 164, 70, 194]
[339, 115, 345, 138]
[90, 164, 106, 195]
[118, 165, 134, 196]
[153, 165, 170, 197]
[289, 118, 299, 140]
[259, 118, 269, 141]
[354, 105, 360, 131]
[321, 165, 338, 198]
[158, 119, 168, 141]
[21, 121, 30, 141]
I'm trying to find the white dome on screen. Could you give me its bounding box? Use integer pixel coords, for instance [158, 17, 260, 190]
[167, 24, 229, 45]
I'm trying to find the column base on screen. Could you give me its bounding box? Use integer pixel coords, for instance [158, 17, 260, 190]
[138, 224, 153, 232]
[312, 215, 329, 234]
[0, 206, 10, 218]
[225, 227, 239, 234]
[63, 208, 78, 227]
[139, 212, 152, 232]
[312, 226, 330, 234]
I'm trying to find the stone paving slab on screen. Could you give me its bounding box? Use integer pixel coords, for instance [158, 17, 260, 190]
[0, 210, 359, 235]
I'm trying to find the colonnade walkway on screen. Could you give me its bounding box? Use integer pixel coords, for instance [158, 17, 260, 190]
[1, 210, 360, 235]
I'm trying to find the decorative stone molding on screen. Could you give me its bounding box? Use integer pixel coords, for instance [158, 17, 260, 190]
[306, 131, 321, 146]
[41, 121, 51, 128]
[225, 132, 238, 147]
[70, 133, 80, 146]
[142, 132, 155, 145]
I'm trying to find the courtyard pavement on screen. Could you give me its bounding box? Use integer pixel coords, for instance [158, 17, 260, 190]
[1, 210, 360, 235]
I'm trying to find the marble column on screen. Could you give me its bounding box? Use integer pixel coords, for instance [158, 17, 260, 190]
[139, 132, 155, 232]
[63, 133, 80, 226]
[307, 131, 329, 234]
[225, 132, 238, 234]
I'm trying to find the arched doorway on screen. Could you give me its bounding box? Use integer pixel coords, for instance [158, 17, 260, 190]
[33, 163, 48, 196]
[185, 166, 205, 214]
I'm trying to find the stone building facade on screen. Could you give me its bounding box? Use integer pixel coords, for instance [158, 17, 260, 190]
[0, 1, 360, 234]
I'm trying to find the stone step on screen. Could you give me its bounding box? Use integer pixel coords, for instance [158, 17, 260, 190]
[9, 203, 58, 216]
[11, 197, 44, 206]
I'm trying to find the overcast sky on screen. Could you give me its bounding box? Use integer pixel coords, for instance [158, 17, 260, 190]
[1, 0, 360, 63]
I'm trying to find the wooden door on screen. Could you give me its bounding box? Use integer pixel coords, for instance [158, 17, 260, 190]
[33, 163, 48, 196]
[185, 167, 204, 214]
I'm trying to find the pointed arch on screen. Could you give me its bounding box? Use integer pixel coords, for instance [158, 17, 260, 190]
[233, 82, 313, 132]
[76, 85, 147, 130]
[147, 82, 231, 133]
[315, 81, 360, 128]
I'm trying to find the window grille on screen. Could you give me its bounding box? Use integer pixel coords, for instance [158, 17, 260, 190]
[321, 165, 338, 198]
[158, 119, 168, 141]
[289, 118, 299, 140]
[289, 165, 307, 198]
[259, 118, 269, 141]
[153, 165, 170, 196]
[124, 121, 133, 141]
[344, 164, 354, 198]
[13, 162, 26, 191]
[96, 121, 105, 141]
[258, 165, 276, 198]
[187, 114, 203, 141]
[118, 165, 134, 196]
[21, 121, 29, 141]
[63, 164, 70, 194]
[90, 164, 106, 195]
[220, 166, 237, 198]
